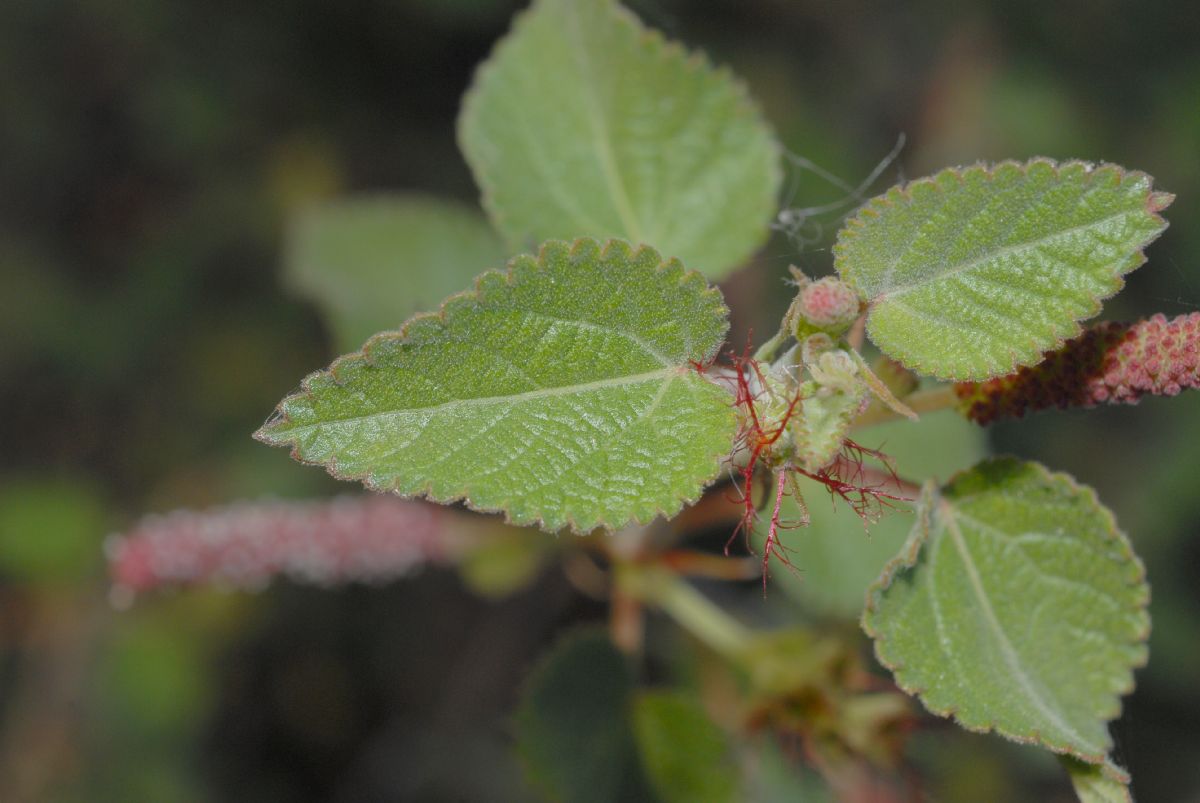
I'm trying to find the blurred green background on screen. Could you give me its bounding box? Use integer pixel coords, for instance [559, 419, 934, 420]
[1, 0, 1199, 800]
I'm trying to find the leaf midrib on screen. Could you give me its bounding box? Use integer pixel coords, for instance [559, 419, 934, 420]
[276, 367, 684, 435]
[874, 208, 1138, 301]
[939, 501, 1105, 757]
[564, 1, 645, 242]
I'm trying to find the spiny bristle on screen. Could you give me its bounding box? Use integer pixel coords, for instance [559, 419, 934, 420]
[956, 312, 1200, 425]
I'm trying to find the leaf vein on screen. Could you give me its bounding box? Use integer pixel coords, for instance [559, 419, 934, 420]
[942, 503, 1104, 754]
[880, 208, 1137, 300]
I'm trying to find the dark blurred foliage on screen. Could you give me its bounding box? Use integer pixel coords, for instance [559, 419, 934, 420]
[1, 0, 1199, 800]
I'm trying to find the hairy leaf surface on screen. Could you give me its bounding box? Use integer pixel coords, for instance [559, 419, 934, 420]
[862, 458, 1149, 766]
[835, 161, 1171, 379]
[458, 0, 780, 278]
[257, 238, 735, 533]
[286, 195, 507, 350]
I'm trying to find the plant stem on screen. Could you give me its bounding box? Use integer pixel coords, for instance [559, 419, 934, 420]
[620, 565, 751, 656]
[753, 328, 789, 363]
[605, 524, 654, 654]
[610, 588, 644, 655]
[847, 314, 866, 351]
[851, 384, 960, 429]
[659, 550, 759, 581]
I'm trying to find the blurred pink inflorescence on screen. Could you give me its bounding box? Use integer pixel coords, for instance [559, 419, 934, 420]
[107, 495, 454, 603]
[956, 312, 1200, 425]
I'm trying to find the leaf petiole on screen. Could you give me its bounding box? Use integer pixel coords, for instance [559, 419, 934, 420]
[851, 384, 960, 430]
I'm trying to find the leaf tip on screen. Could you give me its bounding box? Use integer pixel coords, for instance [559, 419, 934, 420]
[252, 411, 288, 445]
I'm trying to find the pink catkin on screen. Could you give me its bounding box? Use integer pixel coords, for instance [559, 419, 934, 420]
[956, 312, 1200, 425]
[107, 496, 452, 598]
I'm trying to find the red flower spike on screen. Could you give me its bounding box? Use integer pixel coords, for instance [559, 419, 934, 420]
[793, 439, 910, 531]
[723, 346, 805, 566]
[760, 468, 796, 590]
[722, 344, 917, 585]
[956, 312, 1200, 425]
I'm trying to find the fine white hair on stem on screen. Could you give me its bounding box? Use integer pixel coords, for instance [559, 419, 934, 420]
[772, 133, 907, 254]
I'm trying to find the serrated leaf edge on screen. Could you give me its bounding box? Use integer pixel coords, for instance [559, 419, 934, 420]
[456, 0, 782, 273]
[1063, 755, 1135, 798]
[834, 159, 1173, 381]
[255, 237, 736, 534]
[860, 457, 1150, 770]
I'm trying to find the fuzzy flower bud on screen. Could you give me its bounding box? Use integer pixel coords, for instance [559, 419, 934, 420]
[789, 274, 864, 339]
[956, 312, 1200, 424]
[106, 496, 460, 604]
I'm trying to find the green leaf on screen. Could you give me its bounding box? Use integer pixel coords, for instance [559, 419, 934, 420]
[285, 194, 508, 351]
[862, 458, 1149, 766]
[516, 629, 654, 803]
[257, 238, 736, 533]
[458, 0, 780, 279]
[759, 411, 986, 618]
[835, 160, 1172, 380]
[1063, 757, 1132, 803]
[631, 691, 737, 803]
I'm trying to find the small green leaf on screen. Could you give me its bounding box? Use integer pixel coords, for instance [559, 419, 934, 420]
[516, 629, 654, 803]
[257, 238, 736, 533]
[285, 194, 507, 350]
[862, 458, 1149, 766]
[458, 0, 780, 279]
[631, 691, 737, 803]
[835, 160, 1172, 380]
[1063, 757, 1132, 803]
